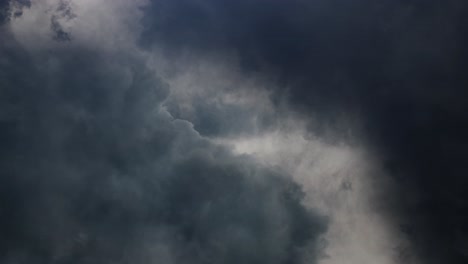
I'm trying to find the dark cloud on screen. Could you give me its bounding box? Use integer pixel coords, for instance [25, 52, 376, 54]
[141, 0, 468, 263]
[50, 0, 75, 42]
[164, 96, 277, 138]
[0, 13, 326, 264]
[0, 0, 30, 23]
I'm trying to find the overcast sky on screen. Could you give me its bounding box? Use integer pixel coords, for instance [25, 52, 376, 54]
[1, 1, 467, 264]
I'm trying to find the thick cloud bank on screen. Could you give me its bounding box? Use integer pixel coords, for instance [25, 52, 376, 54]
[0, 1, 326, 263]
[141, 0, 468, 263]
[2, 0, 468, 263]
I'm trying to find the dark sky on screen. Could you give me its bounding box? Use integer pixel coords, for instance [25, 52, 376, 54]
[141, 1, 468, 263]
[1, 0, 468, 263]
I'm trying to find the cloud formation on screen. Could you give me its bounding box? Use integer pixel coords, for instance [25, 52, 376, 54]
[2, 0, 468, 264]
[140, 0, 468, 263]
[0, 1, 326, 263]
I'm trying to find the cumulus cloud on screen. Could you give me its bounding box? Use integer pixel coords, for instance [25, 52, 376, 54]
[2, 0, 468, 264]
[0, 1, 326, 263]
[139, 0, 468, 263]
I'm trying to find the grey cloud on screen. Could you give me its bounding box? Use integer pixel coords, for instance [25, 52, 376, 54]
[0, 0, 31, 25]
[164, 96, 277, 138]
[0, 0, 30, 24]
[0, 15, 326, 264]
[50, 0, 75, 42]
[140, 0, 468, 263]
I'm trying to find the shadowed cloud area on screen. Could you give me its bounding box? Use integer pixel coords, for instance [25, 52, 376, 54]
[0, 2, 326, 263]
[141, 0, 468, 263]
[0, 0, 29, 24]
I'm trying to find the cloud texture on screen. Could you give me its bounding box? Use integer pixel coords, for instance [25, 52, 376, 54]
[0, 1, 326, 263]
[140, 0, 468, 263]
[1, 0, 468, 264]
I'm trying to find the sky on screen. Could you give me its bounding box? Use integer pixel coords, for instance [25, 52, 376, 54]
[0, 0, 467, 264]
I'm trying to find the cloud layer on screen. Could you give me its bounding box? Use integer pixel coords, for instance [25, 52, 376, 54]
[140, 0, 468, 263]
[2, 0, 468, 264]
[0, 1, 326, 263]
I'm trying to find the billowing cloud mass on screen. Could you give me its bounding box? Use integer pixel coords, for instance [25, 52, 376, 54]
[1, 1, 468, 264]
[141, 1, 468, 263]
[0, 1, 325, 263]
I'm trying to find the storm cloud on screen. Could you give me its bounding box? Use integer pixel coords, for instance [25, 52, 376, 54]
[140, 0, 468, 263]
[2, 0, 468, 264]
[0, 1, 326, 263]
